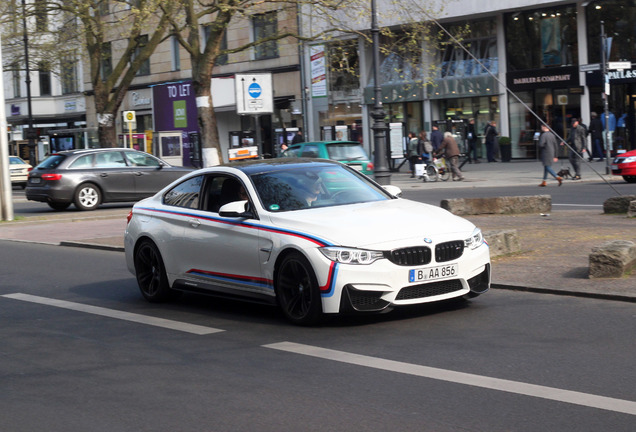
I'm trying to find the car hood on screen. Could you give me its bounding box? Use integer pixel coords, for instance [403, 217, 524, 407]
[267, 198, 477, 249]
[617, 149, 636, 159]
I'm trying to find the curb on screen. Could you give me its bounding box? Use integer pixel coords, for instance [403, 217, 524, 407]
[491, 283, 636, 303]
[59, 241, 125, 252]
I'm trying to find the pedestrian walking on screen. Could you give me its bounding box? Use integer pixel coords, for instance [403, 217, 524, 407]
[567, 118, 587, 180]
[484, 120, 498, 162]
[418, 130, 432, 161]
[465, 118, 479, 163]
[291, 128, 304, 144]
[437, 132, 464, 181]
[537, 124, 562, 187]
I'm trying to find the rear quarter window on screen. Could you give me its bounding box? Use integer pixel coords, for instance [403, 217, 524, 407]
[36, 155, 66, 169]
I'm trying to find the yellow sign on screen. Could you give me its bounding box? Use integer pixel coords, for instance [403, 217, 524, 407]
[123, 111, 136, 122]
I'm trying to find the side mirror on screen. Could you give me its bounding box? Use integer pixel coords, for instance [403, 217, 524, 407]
[219, 200, 253, 218]
[383, 185, 402, 198]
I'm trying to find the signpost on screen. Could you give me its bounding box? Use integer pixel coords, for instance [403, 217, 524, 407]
[235, 74, 273, 156]
[123, 111, 136, 149]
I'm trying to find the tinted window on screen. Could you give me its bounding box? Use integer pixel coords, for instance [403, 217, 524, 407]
[36, 154, 66, 169]
[124, 151, 161, 167]
[164, 175, 203, 209]
[325, 143, 369, 161]
[300, 145, 319, 158]
[251, 164, 388, 212]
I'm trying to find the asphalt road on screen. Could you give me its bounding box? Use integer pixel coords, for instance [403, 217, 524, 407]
[1, 241, 635, 431]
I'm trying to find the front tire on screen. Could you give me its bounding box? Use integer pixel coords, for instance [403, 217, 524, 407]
[425, 165, 438, 181]
[623, 175, 636, 183]
[134, 240, 177, 302]
[74, 183, 101, 211]
[275, 252, 322, 325]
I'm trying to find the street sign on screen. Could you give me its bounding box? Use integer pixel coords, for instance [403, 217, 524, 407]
[608, 61, 631, 70]
[123, 111, 136, 123]
[235, 73, 273, 115]
[579, 63, 600, 72]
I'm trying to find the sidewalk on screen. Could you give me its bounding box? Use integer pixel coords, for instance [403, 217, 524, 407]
[1, 160, 634, 301]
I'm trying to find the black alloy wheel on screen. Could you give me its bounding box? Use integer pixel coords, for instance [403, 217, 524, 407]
[276, 252, 322, 325]
[134, 240, 177, 302]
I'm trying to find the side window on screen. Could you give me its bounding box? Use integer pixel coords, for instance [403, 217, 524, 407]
[203, 176, 248, 213]
[301, 145, 319, 158]
[124, 151, 160, 167]
[69, 154, 94, 169]
[95, 152, 126, 168]
[163, 175, 203, 209]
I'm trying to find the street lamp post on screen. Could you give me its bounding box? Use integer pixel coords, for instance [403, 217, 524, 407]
[370, 0, 390, 185]
[22, 0, 36, 166]
[601, 21, 611, 174]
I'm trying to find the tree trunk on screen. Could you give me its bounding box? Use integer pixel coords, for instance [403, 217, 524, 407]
[97, 113, 118, 148]
[193, 77, 222, 167]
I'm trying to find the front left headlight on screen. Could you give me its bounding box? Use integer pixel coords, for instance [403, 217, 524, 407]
[319, 247, 385, 265]
[464, 227, 484, 250]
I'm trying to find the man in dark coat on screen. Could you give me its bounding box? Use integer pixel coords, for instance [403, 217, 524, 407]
[567, 118, 587, 180]
[537, 124, 562, 187]
[430, 125, 443, 152]
[465, 118, 479, 163]
[588, 112, 604, 161]
[484, 120, 498, 162]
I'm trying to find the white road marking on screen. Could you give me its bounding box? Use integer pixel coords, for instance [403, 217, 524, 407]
[264, 341, 636, 416]
[2, 293, 223, 335]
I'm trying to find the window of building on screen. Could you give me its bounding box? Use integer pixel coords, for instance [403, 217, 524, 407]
[61, 54, 78, 94]
[38, 62, 51, 96]
[133, 35, 150, 75]
[202, 24, 228, 66]
[328, 40, 359, 93]
[101, 42, 112, 80]
[586, 0, 636, 63]
[439, 20, 498, 79]
[505, 6, 578, 71]
[35, 0, 47, 32]
[253, 11, 278, 60]
[171, 36, 180, 71]
[12, 63, 21, 98]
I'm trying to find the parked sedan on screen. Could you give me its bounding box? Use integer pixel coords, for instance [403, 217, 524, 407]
[9, 156, 32, 188]
[125, 158, 490, 325]
[282, 141, 374, 175]
[611, 149, 636, 183]
[26, 148, 192, 210]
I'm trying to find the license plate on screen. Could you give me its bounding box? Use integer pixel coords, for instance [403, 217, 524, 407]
[409, 264, 458, 282]
[30, 178, 41, 184]
[611, 164, 618, 170]
[347, 164, 363, 171]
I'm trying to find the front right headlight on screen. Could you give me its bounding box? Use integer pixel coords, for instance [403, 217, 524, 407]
[319, 247, 385, 265]
[464, 228, 484, 250]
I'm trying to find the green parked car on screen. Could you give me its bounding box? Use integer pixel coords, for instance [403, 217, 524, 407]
[281, 141, 374, 176]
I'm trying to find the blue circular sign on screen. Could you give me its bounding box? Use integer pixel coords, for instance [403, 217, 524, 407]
[248, 82, 262, 98]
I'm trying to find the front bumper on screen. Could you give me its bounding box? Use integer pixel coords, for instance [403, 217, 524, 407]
[308, 243, 491, 314]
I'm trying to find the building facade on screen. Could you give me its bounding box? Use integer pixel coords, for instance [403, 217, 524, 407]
[303, 0, 636, 160]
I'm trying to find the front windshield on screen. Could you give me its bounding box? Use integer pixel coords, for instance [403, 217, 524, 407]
[325, 143, 369, 161]
[251, 164, 389, 212]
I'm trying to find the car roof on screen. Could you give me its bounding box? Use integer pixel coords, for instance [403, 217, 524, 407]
[51, 148, 137, 156]
[220, 157, 342, 175]
[294, 141, 360, 146]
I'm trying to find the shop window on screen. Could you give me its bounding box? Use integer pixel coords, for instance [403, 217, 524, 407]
[505, 6, 578, 71]
[586, 0, 636, 63]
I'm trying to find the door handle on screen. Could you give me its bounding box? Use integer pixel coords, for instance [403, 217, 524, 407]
[134, 171, 143, 176]
[100, 173, 108, 177]
[188, 218, 201, 228]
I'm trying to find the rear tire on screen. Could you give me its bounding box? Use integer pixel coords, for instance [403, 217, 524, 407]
[74, 183, 101, 211]
[134, 240, 178, 302]
[275, 252, 322, 326]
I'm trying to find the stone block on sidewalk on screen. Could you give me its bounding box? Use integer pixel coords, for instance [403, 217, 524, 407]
[483, 229, 520, 258]
[441, 195, 551, 216]
[628, 200, 636, 218]
[589, 240, 636, 279]
[603, 195, 636, 214]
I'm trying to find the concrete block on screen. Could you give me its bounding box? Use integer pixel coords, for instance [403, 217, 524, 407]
[441, 195, 551, 216]
[603, 195, 636, 214]
[589, 240, 636, 278]
[484, 229, 520, 258]
[628, 200, 636, 218]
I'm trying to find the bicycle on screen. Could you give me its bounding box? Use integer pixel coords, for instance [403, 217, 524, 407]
[420, 156, 450, 182]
